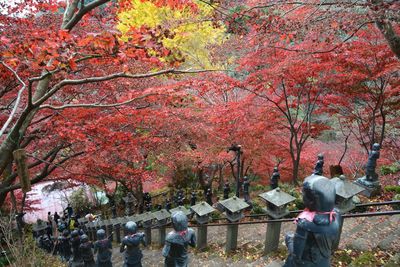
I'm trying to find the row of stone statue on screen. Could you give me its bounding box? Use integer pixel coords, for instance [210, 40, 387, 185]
[36, 210, 195, 267]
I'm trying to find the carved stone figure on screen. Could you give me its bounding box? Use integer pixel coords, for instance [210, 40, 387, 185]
[94, 229, 112, 267]
[190, 191, 197, 206]
[283, 175, 340, 267]
[242, 176, 250, 202]
[124, 193, 135, 216]
[69, 229, 84, 267]
[270, 167, 280, 189]
[165, 198, 172, 211]
[223, 181, 230, 200]
[145, 202, 152, 212]
[206, 188, 212, 205]
[58, 229, 72, 262]
[79, 234, 95, 267]
[162, 211, 196, 267]
[313, 154, 324, 176]
[365, 143, 380, 182]
[120, 221, 146, 267]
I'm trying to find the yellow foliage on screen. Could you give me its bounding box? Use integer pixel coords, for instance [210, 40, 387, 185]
[117, 0, 227, 68]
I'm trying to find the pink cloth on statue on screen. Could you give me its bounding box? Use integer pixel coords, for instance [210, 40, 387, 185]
[295, 208, 335, 224]
[178, 230, 188, 237]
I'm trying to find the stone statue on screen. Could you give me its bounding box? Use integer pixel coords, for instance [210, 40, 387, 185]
[190, 191, 197, 206]
[177, 191, 185, 206]
[283, 175, 340, 267]
[94, 229, 112, 267]
[242, 176, 250, 202]
[206, 188, 213, 205]
[162, 211, 196, 267]
[355, 143, 381, 196]
[366, 143, 380, 182]
[124, 193, 135, 216]
[145, 202, 152, 212]
[79, 234, 95, 267]
[313, 154, 324, 175]
[270, 167, 280, 189]
[120, 221, 146, 267]
[69, 229, 84, 267]
[223, 181, 230, 200]
[165, 198, 172, 211]
[57, 229, 72, 262]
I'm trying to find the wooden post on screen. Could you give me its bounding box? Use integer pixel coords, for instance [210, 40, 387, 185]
[226, 224, 239, 253]
[197, 224, 208, 250]
[264, 221, 282, 254]
[145, 227, 152, 245]
[13, 149, 31, 193]
[158, 226, 166, 246]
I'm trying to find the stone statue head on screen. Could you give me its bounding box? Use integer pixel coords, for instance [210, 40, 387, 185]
[125, 221, 137, 234]
[372, 143, 380, 151]
[62, 229, 69, 237]
[71, 229, 79, 238]
[171, 211, 188, 232]
[96, 229, 106, 240]
[302, 175, 335, 212]
[80, 234, 89, 243]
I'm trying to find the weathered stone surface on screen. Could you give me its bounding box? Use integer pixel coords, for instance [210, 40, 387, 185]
[348, 238, 371, 251]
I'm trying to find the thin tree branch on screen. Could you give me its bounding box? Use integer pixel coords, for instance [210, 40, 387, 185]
[33, 68, 217, 107]
[39, 93, 160, 110]
[0, 62, 26, 138]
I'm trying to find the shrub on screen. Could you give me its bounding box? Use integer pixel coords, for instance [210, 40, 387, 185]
[250, 201, 265, 215]
[384, 185, 400, 194]
[350, 251, 377, 267]
[380, 163, 400, 175]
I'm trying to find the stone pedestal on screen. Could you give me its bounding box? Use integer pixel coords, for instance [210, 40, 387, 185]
[226, 224, 239, 253]
[264, 221, 282, 254]
[197, 224, 208, 251]
[355, 177, 381, 198]
[114, 224, 121, 243]
[145, 227, 152, 245]
[158, 226, 166, 246]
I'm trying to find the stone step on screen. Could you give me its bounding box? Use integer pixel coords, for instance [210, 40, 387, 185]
[345, 215, 396, 251]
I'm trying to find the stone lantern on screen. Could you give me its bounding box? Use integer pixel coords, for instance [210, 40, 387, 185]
[331, 175, 365, 249]
[152, 209, 171, 245]
[259, 187, 296, 254]
[170, 206, 192, 218]
[332, 175, 365, 213]
[218, 196, 249, 252]
[259, 187, 296, 219]
[190, 201, 215, 250]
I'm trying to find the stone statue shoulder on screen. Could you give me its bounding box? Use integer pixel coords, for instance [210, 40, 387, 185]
[123, 233, 144, 246]
[166, 231, 185, 245]
[297, 213, 340, 235]
[95, 239, 111, 249]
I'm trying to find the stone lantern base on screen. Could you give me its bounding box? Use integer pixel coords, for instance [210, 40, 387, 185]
[355, 176, 381, 198]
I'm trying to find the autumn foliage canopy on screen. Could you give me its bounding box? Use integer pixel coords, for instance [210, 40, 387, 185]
[0, 0, 399, 210]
